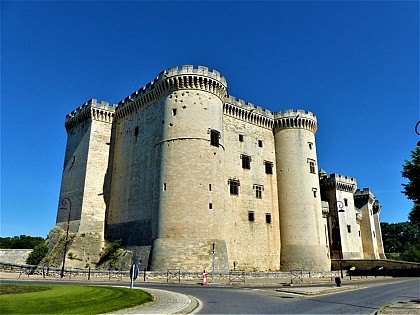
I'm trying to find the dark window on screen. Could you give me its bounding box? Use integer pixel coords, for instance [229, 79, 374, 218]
[241, 155, 251, 169]
[308, 142, 313, 150]
[163, 183, 166, 191]
[309, 161, 316, 174]
[229, 179, 240, 195]
[312, 188, 317, 198]
[254, 185, 263, 199]
[134, 126, 139, 137]
[258, 140, 263, 147]
[248, 211, 255, 222]
[344, 198, 348, 206]
[209, 184, 212, 191]
[209, 203, 212, 210]
[359, 231, 361, 237]
[239, 134, 244, 142]
[347, 225, 351, 233]
[265, 213, 271, 224]
[210, 129, 220, 147]
[172, 108, 177, 116]
[264, 161, 273, 174]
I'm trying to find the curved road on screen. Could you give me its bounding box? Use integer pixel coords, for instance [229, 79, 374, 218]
[3, 277, 419, 314]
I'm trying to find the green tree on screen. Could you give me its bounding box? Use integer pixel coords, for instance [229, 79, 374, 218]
[400, 243, 420, 263]
[381, 222, 418, 253]
[0, 235, 45, 249]
[26, 243, 48, 265]
[402, 146, 420, 228]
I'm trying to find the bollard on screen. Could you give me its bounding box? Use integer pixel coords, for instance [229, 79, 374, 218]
[335, 276, 341, 287]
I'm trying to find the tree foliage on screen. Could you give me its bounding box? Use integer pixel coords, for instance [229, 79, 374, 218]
[96, 239, 123, 268]
[0, 235, 45, 249]
[26, 243, 49, 265]
[380, 222, 418, 253]
[402, 145, 420, 227]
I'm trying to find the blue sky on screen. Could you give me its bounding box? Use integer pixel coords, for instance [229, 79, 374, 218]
[1, 1, 419, 237]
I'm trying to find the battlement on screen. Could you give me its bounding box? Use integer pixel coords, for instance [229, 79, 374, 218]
[273, 109, 317, 133]
[116, 65, 227, 119]
[65, 99, 116, 131]
[354, 188, 374, 196]
[320, 173, 357, 193]
[274, 109, 316, 120]
[66, 99, 116, 121]
[354, 188, 375, 206]
[224, 95, 274, 129]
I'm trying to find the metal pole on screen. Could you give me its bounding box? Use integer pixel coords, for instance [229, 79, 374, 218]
[212, 242, 215, 283]
[60, 198, 71, 278]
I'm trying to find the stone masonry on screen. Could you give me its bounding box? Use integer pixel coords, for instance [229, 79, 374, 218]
[53, 65, 385, 272]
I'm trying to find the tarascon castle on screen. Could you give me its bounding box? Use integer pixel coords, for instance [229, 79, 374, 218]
[54, 65, 385, 272]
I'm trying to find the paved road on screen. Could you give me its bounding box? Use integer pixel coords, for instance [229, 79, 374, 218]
[137, 278, 419, 314]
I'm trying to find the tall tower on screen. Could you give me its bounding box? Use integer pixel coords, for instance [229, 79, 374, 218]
[56, 99, 115, 265]
[274, 109, 330, 271]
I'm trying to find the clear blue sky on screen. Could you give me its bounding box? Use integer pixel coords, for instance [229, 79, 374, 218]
[1, 1, 419, 237]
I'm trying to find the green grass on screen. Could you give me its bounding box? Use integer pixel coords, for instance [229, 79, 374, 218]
[0, 284, 153, 314]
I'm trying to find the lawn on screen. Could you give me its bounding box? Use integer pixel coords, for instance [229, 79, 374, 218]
[0, 284, 153, 314]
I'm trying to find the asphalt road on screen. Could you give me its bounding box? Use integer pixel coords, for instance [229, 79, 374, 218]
[138, 278, 419, 314]
[3, 277, 419, 314]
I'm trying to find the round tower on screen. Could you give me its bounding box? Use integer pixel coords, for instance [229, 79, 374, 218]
[149, 65, 229, 271]
[274, 109, 330, 272]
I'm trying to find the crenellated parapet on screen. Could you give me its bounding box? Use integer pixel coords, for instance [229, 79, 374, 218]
[65, 99, 116, 131]
[115, 65, 227, 120]
[273, 109, 317, 133]
[373, 200, 381, 214]
[354, 188, 375, 207]
[223, 95, 274, 129]
[320, 173, 358, 193]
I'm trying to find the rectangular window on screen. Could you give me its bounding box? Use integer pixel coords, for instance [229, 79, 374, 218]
[344, 198, 348, 206]
[258, 140, 263, 147]
[241, 154, 251, 169]
[308, 142, 313, 150]
[264, 161, 273, 174]
[312, 188, 317, 198]
[254, 184, 263, 199]
[359, 231, 361, 237]
[209, 184, 212, 191]
[229, 179, 240, 195]
[239, 134, 244, 142]
[210, 129, 220, 147]
[134, 126, 139, 137]
[265, 213, 271, 224]
[347, 225, 351, 233]
[309, 160, 316, 174]
[209, 203, 212, 210]
[163, 183, 166, 191]
[172, 108, 177, 116]
[248, 211, 255, 222]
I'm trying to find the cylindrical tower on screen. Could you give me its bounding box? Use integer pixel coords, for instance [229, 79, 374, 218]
[274, 109, 330, 272]
[149, 65, 229, 271]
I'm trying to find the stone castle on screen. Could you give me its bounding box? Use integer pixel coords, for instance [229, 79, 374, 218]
[54, 65, 385, 272]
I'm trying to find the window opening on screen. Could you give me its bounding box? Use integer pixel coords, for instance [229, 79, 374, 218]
[210, 129, 220, 147]
[209, 184, 212, 191]
[248, 211, 255, 222]
[209, 203, 212, 210]
[254, 184, 263, 199]
[347, 225, 351, 233]
[241, 154, 251, 169]
[312, 188, 317, 198]
[134, 126, 139, 137]
[163, 183, 166, 191]
[258, 140, 263, 147]
[264, 161, 273, 174]
[228, 179, 240, 195]
[308, 142, 313, 150]
[239, 134, 244, 142]
[172, 108, 177, 116]
[308, 160, 316, 174]
[265, 213, 271, 224]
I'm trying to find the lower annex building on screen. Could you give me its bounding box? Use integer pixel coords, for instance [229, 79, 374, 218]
[54, 65, 385, 272]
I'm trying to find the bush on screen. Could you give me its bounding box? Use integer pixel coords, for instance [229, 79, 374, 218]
[96, 239, 122, 268]
[26, 243, 48, 265]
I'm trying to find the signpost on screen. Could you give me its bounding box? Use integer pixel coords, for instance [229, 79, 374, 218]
[130, 264, 139, 289]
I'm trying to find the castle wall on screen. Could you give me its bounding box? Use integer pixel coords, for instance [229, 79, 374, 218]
[355, 189, 380, 259]
[274, 110, 330, 272]
[222, 109, 280, 271]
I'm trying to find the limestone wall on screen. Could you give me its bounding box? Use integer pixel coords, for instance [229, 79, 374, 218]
[222, 111, 280, 271]
[0, 249, 32, 264]
[274, 110, 330, 272]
